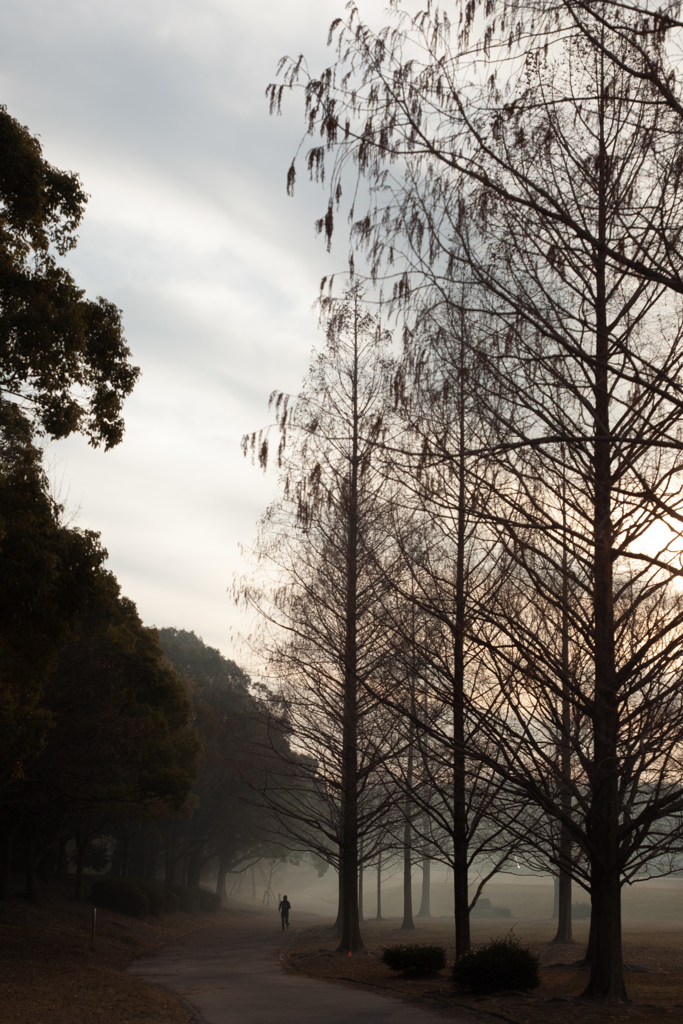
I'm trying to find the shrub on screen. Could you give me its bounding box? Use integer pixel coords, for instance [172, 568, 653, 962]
[167, 884, 200, 913]
[135, 881, 168, 917]
[572, 902, 590, 919]
[90, 877, 149, 918]
[193, 887, 221, 912]
[451, 934, 540, 993]
[382, 944, 447, 977]
[164, 885, 220, 913]
[163, 887, 181, 913]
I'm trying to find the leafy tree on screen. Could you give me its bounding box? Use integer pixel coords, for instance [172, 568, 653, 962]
[0, 104, 138, 447]
[158, 628, 288, 894]
[0, 399, 107, 787]
[4, 581, 199, 900]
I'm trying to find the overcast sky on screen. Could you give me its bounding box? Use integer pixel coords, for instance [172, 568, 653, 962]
[0, 0, 385, 661]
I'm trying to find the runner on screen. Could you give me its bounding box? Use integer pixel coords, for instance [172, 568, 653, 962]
[278, 894, 291, 931]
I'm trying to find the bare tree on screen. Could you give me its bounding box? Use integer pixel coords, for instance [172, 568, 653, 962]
[239, 289, 397, 951]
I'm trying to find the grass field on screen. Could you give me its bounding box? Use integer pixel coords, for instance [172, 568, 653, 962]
[285, 877, 683, 1024]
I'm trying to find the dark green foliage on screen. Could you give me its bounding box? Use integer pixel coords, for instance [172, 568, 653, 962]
[90, 878, 149, 918]
[382, 944, 446, 977]
[451, 935, 540, 993]
[0, 399, 110, 778]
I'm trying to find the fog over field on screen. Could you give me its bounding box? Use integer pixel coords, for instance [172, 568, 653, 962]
[223, 860, 683, 931]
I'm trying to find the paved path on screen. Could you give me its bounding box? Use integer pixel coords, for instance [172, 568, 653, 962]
[128, 911, 477, 1024]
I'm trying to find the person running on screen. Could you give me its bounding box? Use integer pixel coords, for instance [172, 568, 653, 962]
[278, 894, 291, 931]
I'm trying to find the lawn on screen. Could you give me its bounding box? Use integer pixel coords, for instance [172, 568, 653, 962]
[285, 897, 683, 1024]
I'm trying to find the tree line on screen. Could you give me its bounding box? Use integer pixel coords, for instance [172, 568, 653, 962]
[0, 104, 290, 905]
[239, 0, 683, 1003]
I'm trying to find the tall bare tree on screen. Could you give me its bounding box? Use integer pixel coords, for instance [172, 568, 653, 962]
[239, 289, 396, 951]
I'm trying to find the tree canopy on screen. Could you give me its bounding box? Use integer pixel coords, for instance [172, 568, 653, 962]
[0, 104, 138, 448]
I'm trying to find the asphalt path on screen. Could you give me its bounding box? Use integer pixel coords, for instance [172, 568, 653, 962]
[128, 910, 478, 1024]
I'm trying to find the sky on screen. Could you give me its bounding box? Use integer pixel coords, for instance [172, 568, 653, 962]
[0, 0, 384, 661]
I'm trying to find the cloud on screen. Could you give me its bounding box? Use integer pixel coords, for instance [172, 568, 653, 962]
[0, 0, 374, 657]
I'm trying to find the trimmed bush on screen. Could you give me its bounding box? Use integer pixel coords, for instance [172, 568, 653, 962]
[451, 934, 540, 993]
[572, 902, 590, 919]
[382, 944, 447, 977]
[90, 877, 149, 918]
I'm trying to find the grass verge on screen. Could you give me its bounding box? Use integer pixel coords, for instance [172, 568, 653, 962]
[0, 877, 220, 1024]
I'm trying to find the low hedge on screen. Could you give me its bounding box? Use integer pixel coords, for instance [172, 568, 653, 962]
[382, 944, 447, 977]
[452, 934, 540, 993]
[90, 877, 149, 918]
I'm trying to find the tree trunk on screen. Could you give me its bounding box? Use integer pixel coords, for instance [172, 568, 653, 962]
[452, 331, 471, 958]
[332, 861, 343, 935]
[337, 305, 363, 953]
[186, 852, 201, 889]
[553, 453, 573, 945]
[375, 849, 383, 920]
[56, 833, 69, 883]
[401, 727, 415, 931]
[216, 855, 229, 901]
[74, 829, 88, 900]
[416, 858, 432, 919]
[0, 821, 17, 900]
[581, 125, 626, 1002]
[25, 832, 38, 903]
[553, 868, 573, 943]
[120, 826, 130, 879]
[400, 820, 414, 930]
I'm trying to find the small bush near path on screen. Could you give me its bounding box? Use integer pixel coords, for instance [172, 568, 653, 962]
[451, 933, 540, 993]
[381, 944, 446, 976]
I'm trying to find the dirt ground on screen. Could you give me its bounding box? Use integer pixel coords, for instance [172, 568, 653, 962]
[285, 916, 683, 1024]
[0, 878, 223, 1024]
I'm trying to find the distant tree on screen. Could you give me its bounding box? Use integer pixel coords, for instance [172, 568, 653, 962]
[0, 103, 138, 447]
[6, 585, 199, 900]
[158, 628, 290, 895]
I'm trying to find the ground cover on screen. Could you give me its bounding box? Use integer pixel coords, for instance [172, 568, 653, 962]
[284, 916, 683, 1024]
[0, 877, 221, 1024]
